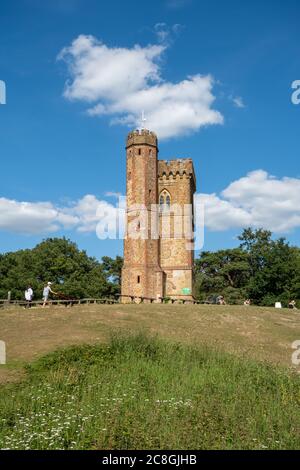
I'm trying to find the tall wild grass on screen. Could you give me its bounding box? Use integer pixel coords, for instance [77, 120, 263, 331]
[0, 332, 299, 449]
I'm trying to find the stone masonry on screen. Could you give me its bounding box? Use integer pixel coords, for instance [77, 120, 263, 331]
[121, 129, 196, 302]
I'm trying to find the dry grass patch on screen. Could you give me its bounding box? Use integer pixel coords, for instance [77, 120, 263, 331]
[0, 304, 299, 384]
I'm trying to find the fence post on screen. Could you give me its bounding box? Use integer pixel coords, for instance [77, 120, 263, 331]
[0, 341, 6, 365]
[7, 291, 11, 304]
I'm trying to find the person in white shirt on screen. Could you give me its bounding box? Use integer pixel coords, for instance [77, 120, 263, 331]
[289, 300, 297, 310]
[25, 286, 33, 308]
[42, 282, 57, 308]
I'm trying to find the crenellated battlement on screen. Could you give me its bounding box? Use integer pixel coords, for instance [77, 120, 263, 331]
[126, 129, 158, 149]
[158, 159, 196, 188]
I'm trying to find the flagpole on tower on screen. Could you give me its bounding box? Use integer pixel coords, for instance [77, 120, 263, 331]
[140, 110, 146, 130]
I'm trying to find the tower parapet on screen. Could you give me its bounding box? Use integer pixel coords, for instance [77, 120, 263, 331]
[126, 129, 158, 149]
[158, 159, 196, 193]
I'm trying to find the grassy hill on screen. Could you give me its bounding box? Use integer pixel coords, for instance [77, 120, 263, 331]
[1, 303, 299, 384]
[0, 304, 300, 450]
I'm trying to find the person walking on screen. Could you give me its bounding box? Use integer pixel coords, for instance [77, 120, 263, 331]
[25, 286, 33, 308]
[42, 282, 57, 308]
[289, 300, 297, 310]
[217, 295, 226, 305]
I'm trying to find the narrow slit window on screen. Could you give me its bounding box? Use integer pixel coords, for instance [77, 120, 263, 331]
[138, 148, 141, 155]
[137, 276, 141, 284]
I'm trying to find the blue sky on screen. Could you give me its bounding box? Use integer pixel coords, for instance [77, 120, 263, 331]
[0, 0, 300, 260]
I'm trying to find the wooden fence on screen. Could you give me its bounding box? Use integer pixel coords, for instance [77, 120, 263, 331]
[0, 298, 118, 308]
[0, 295, 201, 309]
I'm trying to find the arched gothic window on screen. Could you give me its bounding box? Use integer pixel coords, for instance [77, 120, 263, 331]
[159, 190, 171, 211]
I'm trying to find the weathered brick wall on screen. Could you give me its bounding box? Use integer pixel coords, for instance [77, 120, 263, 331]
[121, 130, 163, 301]
[121, 131, 196, 302]
[163, 268, 194, 300]
[158, 160, 196, 299]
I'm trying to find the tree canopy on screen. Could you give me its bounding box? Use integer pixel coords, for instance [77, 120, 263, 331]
[0, 229, 299, 306]
[0, 238, 122, 300]
[195, 228, 300, 306]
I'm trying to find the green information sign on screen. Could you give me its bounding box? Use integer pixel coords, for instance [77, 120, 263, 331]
[182, 288, 191, 295]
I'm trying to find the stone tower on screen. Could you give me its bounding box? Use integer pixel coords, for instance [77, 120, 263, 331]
[121, 129, 164, 301]
[121, 129, 196, 302]
[158, 159, 196, 300]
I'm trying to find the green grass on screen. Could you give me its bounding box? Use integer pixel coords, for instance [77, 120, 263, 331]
[0, 332, 300, 450]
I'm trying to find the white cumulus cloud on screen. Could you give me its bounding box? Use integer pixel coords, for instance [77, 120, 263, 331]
[0, 198, 77, 235]
[197, 170, 300, 233]
[0, 195, 118, 236]
[70, 194, 119, 233]
[1, 171, 299, 236]
[58, 34, 223, 139]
